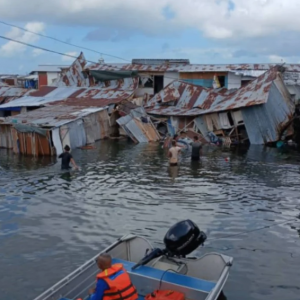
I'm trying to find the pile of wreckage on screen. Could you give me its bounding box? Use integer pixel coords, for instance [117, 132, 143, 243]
[0, 53, 160, 156]
[0, 52, 297, 156]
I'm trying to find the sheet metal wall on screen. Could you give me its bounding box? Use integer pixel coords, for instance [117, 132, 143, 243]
[167, 118, 176, 136]
[67, 120, 87, 149]
[242, 83, 293, 144]
[0, 124, 13, 148]
[124, 119, 148, 143]
[116, 115, 138, 142]
[134, 119, 160, 142]
[117, 112, 160, 143]
[11, 129, 52, 156]
[194, 116, 210, 142]
[59, 125, 72, 151]
[82, 110, 110, 141]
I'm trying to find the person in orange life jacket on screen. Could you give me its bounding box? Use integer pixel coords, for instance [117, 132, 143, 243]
[87, 253, 138, 300]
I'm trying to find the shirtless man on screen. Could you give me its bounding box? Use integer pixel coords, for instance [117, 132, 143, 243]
[168, 140, 182, 166]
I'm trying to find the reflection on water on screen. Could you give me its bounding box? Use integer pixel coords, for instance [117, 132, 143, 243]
[1, 141, 300, 300]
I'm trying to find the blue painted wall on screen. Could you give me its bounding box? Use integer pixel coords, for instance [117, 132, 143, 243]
[182, 79, 213, 88]
[225, 76, 228, 88]
[182, 77, 228, 88]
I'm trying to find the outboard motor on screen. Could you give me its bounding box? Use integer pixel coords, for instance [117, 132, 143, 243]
[164, 219, 207, 257]
[132, 220, 206, 270]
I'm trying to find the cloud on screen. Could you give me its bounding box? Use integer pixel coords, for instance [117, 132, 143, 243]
[0, 22, 45, 57]
[61, 51, 78, 61]
[1, 1, 300, 62]
[84, 27, 133, 42]
[32, 49, 44, 57]
[268, 55, 286, 63]
[0, 0, 299, 40]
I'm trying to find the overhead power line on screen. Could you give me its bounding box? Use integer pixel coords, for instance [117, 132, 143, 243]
[0, 35, 100, 64]
[0, 20, 130, 62]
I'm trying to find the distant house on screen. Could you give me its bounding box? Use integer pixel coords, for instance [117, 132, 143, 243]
[29, 65, 70, 89]
[88, 60, 300, 102]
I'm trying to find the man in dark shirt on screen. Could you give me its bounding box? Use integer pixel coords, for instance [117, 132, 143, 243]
[191, 136, 202, 161]
[58, 145, 78, 170]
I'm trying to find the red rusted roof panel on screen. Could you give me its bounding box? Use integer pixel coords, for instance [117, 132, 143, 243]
[146, 68, 281, 116]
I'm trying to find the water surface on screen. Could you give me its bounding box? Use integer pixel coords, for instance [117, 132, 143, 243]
[0, 141, 300, 300]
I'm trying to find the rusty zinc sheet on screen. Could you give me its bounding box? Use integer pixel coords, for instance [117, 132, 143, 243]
[6, 105, 109, 128]
[94, 76, 139, 91]
[241, 75, 295, 144]
[0, 81, 136, 109]
[56, 52, 89, 87]
[0, 86, 34, 104]
[117, 107, 160, 143]
[87, 62, 300, 73]
[198, 67, 278, 113]
[0, 124, 13, 148]
[146, 81, 207, 108]
[146, 68, 284, 116]
[55, 52, 140, 89]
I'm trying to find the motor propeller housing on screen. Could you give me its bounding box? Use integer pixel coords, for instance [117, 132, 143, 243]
[131, 220, 206, 270]
[163, 219, 207, 257]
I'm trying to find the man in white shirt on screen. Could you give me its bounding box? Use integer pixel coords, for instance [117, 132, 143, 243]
[168, 140, 182, 166]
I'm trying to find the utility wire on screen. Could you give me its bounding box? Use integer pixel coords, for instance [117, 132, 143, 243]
[0, 20, 130, 62]
[0, 35, 99, 64]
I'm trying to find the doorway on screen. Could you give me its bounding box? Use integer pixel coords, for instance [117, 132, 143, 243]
[154, 75, 164, 93]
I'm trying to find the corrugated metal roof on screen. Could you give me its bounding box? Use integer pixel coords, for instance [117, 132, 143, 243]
[54, 53, 140, 89]
[147, 81, 206, 108]
[55, 52, 88, 87]
[88, 63, 189, 73]
[0, 86, 34, 104]
[146, 68, 282, 116]
[0, 86, 33, 97]
[88, 63, 300, 73]
[0, 75, 137, 109]
[229, 70, 266, 77]
[242, 76, 294, 144]
[30, 65, 70, 73]
[132, 59, 190, 65]
[95, 77, 139, 91]
[0, 87, 85, 108]
[6, 105, 108, 128]
[116, 107, 160, 143]
[117, 101, 139, 116]
[201, 68, 277, 113]
[51, 92, 134, 108]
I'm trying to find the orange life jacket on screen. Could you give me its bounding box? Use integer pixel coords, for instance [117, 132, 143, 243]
[97, 263, 138, 300]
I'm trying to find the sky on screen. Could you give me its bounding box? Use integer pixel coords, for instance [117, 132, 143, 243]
[0, 0, 299, 74]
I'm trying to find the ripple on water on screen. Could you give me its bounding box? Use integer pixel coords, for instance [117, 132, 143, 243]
[0, 143, 300, 300]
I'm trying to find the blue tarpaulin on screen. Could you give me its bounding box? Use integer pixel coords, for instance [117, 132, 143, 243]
[0, 107, 21, 111]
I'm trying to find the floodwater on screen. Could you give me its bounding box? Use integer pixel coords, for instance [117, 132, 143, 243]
[0, 140, 300, 300]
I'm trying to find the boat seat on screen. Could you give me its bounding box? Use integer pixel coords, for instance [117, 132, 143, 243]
[112, 258, 216, 294]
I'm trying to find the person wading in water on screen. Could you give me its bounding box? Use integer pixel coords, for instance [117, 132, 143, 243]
[168, 140, 182, 166]
[58, 145, 78, 170]
[191, 136, 202, 161]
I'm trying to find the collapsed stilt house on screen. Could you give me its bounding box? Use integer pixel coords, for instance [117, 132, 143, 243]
[146, 67, 295, 145]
